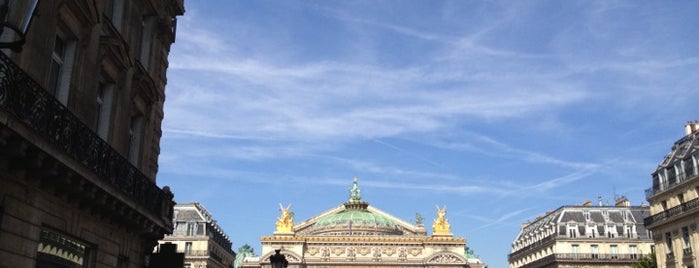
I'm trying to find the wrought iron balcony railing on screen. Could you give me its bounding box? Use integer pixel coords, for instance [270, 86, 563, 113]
[645, 198, 699, 226]
[0, 51, 172, 222]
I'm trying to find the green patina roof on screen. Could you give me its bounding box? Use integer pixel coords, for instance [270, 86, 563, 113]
[310, 178, 401, 234]
[314, 209, 397, 228]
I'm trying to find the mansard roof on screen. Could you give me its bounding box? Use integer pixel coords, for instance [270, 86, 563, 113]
[656, 122, 699, 171]
[514, 201, 650, 242]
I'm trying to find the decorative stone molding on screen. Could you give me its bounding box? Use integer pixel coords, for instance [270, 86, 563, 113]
[307, 247, 318, 256]
[382, 247, 396, 256]
[427, 253, 465, 264]
[409, 247, 422, 256]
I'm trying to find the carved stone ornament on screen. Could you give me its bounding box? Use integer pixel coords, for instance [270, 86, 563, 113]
[358, 247, 371, 256]
[409, 247, 422, 256]
[427, 253, 463, 264]
[308, 247, 319, 256]
[333, 247, 344, 256]
[382, 247, 396, 256]
[285, 254, 300, 262]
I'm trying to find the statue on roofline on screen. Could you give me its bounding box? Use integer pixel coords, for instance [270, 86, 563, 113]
[432, 205, 451, 235]
[275, 203, 294, 233]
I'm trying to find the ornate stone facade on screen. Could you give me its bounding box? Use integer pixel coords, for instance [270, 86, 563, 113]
[0, 0, 183, 267]
[645, 121, 699, 268]
[241, 178, 486, 268]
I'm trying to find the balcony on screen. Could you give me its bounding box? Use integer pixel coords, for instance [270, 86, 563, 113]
[645, 198, 699, 227]
[518, 253, 643, 268]
[0, 51, 173, 233]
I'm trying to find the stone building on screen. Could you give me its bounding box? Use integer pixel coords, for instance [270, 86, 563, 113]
[242, 178, 486, 268]
[0, 0, 183, 267]
[508, 198, 654, 268]
[645, 121, 699, 268]
[156, 202, 237, 268]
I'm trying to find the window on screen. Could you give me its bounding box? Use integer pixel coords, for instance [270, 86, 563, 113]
[590, 245, 599, 259]
[678, 194, 685, 204]
[48, 35, 76, 105]
[95, 83, 114, 139]
[186, 222, 195, 236]
[666, 232, 673, 253]
[683, 226, 691, 254]
[586, 224, 597, 238]
[661, 200, 668, 210]
[572, 244, 579, 257]
[625, 225, 634, 238]
[583, 211, 590, 221]
[630, 245, 637, 259]
[127, 115, 144, 165]
[105, 0, 124, 31]
[610, 245, 618, 259]
[36, 229, 90, 268]
[184, 242, 192, 255]
[567, 225, 578, 238]
[139, 16, 156, 69]
[605, 224, 617, 238]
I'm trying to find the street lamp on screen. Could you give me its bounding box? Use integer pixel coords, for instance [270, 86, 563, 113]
[270, 249, 288, 268]
[0, 0, 39, 51]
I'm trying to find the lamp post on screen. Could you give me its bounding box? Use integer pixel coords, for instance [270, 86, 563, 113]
[0, 0, 39, 51]
[270, 249, 288, 268]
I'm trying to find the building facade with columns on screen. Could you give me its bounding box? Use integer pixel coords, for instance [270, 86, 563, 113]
[645, 121, 699, 268]
[241, 178, 486, 268]
[508, 198, 654, 268]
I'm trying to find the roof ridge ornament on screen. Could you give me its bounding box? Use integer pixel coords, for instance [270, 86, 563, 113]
[349, 177, 361, 201]
[345, 177, 369, 211]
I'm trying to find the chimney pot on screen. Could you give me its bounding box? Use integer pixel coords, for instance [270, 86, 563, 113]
[686, 120, 698, 135]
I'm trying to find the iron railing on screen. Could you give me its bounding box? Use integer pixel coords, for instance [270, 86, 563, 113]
[0, 51, 172, 222]
[645, 198, 699, 226]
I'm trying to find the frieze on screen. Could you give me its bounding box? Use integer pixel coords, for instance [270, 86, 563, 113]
[333, 247, 344, 256]
[285, 254, 301, 262]
[346, 247, 356, 261]
[409, 247, 422, 256]
[372, 247, 382, 261]
[382, 247, 396, 256]
[398, 247, 408, 261]
[307, 247, 318, 256]
[427, 253, 464, 264]
[358, 247, 371, 256]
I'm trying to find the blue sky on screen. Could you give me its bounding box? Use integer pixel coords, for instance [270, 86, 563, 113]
[157, 1, 699, 267]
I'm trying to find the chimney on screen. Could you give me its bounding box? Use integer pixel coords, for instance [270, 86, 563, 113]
[598, 196, 603, 206]
[615, 196, 630, 207]
[686, 121, 698, 135]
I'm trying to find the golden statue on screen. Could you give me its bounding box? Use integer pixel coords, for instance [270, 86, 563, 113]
[275, 203, 294, 233]
[432, 205, 451, 235]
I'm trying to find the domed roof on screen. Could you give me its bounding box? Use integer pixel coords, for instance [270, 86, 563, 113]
[308, 178, 403, 236]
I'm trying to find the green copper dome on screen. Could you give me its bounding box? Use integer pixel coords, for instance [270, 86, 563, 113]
[309, 178, 403, 236]
[315, 210, 397, 228]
